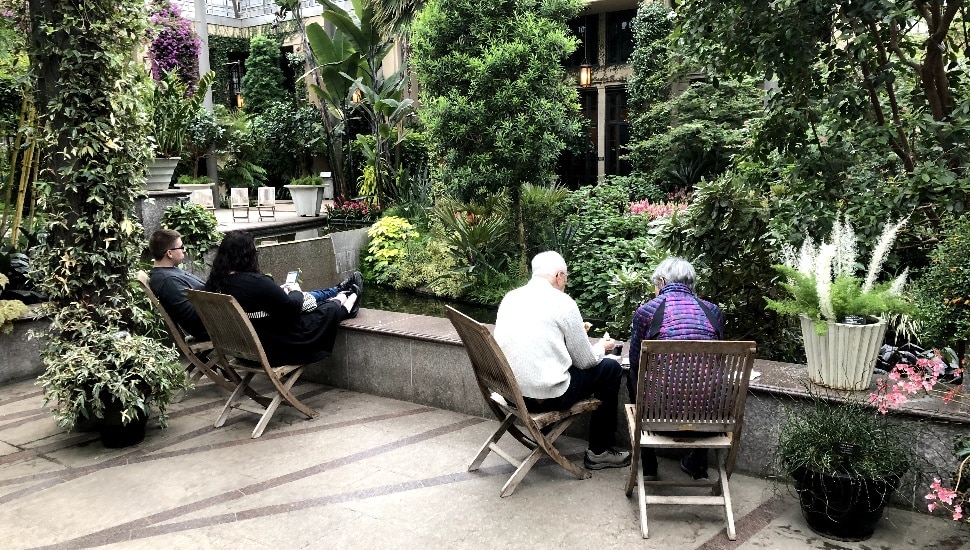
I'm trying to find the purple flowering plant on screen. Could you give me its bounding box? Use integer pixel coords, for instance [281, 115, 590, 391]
[147, 0, 200, 86]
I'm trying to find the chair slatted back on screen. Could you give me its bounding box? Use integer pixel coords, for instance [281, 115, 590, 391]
[230, 187, 249, 208]
[136, 270, 198, 358]
[185, 289, 269, 366]
[257, 186, 275, 206]
[444, 306, 529, 414]
[635, 340, 755, 433]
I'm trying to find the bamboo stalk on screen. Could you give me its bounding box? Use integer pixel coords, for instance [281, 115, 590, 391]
[0, 94, 29, 237]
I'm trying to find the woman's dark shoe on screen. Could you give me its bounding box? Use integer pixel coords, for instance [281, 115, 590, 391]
[345, 283, 362, 318]
[338, 271, 363, 293]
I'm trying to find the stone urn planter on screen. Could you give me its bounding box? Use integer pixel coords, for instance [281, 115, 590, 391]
[144, 157, 181, 191]
[800, 315, 887, 390]
[284, 185, 324, 217]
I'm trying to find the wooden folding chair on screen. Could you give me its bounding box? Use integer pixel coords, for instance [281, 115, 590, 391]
[624, 340, 756, 539]
[256, 186, 276, 220]
[445, 306, 601, 497]
[185, 289, 317, 438]
[137, 271, 271, 406]
[230, 188, 250, 221]
[137, 271, 234, 398]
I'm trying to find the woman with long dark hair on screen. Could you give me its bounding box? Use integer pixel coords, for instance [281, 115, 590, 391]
[205, 231, 358, 366]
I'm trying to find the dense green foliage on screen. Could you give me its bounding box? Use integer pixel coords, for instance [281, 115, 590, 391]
[251, 100, 326, 182]
[27, 0, 186, 429]
[911, 215, 970, 349]
[160, 201, 222, 271]
[241, 34, 286, 115]
[559, 178, 663, 336]
[207, 35, 249, 108]
[411, 0, 584, 203]
[677, 0, 970, 244]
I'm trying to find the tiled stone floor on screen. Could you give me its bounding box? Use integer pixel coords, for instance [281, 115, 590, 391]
[1, 376, 968, 549]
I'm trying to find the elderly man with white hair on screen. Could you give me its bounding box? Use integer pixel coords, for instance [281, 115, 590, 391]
[494, 251, 630, 470]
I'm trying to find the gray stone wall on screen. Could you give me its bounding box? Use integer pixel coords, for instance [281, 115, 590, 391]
[0, 306, 47, 384]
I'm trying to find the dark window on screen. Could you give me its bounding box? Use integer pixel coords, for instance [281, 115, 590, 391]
[605, 10, 636, 65]
[605, 86, 630, 177]
[566, 14, 599, 68]
[557, 88, 598, 189]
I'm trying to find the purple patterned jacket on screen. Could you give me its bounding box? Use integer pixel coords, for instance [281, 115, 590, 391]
[628, 282, 724, 384]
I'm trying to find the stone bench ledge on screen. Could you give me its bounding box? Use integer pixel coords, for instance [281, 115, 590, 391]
[339, 308, 969, 424]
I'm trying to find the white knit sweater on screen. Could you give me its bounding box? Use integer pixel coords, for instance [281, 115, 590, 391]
[494, 277, 602, 399]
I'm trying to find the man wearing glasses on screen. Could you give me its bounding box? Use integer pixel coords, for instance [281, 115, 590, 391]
[148, 229, 209, 340]
[494, 251, 630, 470]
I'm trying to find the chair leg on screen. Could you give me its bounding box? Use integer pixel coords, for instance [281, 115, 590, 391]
[216, 372, 254, 427]
[252, 392, 284, 438]
[534, 418, 589, 481]
[717, 449, 736, 540]
[637, 461, 648, 538]
[500, 446, 544, 497]
[469, 415, 515, 471]
[264, 367, 315, 419]
[625, 445, 640, 497]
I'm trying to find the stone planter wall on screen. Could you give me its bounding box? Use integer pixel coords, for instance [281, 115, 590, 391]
[0, 305, 48, 385]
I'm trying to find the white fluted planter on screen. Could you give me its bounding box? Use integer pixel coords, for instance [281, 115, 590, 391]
[284, 185, 324, 217]
[800, 315, 887, 391]
[144, 157, 181, 191]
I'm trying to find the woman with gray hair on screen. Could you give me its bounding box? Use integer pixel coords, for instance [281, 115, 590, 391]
[627, 257, 725, 481]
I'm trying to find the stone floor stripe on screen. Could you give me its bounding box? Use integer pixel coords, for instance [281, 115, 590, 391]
[29, 417, 485, 550]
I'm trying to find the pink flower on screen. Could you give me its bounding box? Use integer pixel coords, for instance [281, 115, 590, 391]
[954, 505, 963, 521]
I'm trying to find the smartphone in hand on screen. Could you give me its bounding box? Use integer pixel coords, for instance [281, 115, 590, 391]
[285, 270, 299, 284]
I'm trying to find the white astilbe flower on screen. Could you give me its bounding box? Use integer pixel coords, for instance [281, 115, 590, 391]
[780, 243, 798, 269]
[863, 218, 907, 293]
[797, 237, 816, 277]
[888, 267, 909, 296]
[831, 216, 857, 279]
[815, 242, 836, 321]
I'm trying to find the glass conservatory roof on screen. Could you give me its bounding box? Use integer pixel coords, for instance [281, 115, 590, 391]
[173, 0, 330, 28]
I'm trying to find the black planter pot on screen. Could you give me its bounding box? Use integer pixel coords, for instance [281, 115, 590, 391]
[790, 465, 904, 541]
[98, 399, 148, 449]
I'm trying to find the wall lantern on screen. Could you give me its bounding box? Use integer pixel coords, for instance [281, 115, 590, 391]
[578, 21, 592, 88]
[579, 64, 592, 88]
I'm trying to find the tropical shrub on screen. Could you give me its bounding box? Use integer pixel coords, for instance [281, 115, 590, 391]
[911, 215, 970, 353]
[364, 216, 417, 285]
[0, 273, 29, 334]
[394, 236, 465, 298]
[240, 34, 286, 114]
[252, 101, 325, 183]
[411, 0, 585, 261]
[520, 182, 570, 260]
[559, 178, 661, 336]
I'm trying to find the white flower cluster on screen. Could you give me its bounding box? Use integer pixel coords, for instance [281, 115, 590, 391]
[781, 215, 909, 322]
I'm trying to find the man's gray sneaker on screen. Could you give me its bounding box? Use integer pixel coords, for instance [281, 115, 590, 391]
[584, 448, 632, 470]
